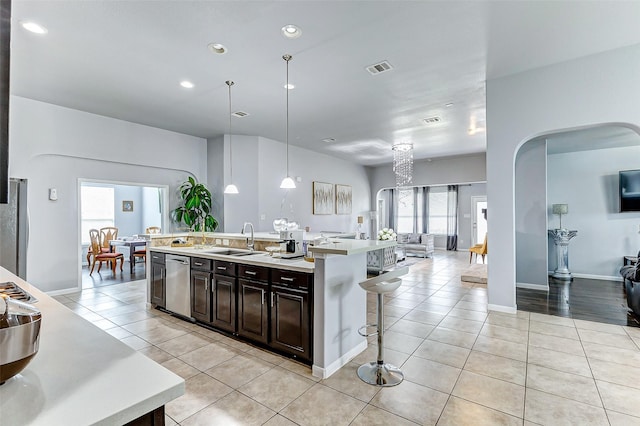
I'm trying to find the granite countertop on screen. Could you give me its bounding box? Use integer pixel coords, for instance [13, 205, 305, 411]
[308, 238, 396, 255]
[0, 267, 184, 426]
[149, 246, 315, 273]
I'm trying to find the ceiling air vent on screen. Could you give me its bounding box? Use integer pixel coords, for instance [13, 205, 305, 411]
[232, 111, 249, 118]
[366, 60, 393, 75]
[423, 116, 442, 125]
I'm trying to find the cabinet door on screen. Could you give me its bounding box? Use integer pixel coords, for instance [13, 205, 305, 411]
[150, 262, 165, 308]
[270, 285, 310, 361]
[191, 270, 211, 323]
[237, 279, 268, 344]
[212, 275, 237, 333]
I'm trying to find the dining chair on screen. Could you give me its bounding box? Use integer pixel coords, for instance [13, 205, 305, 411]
[88, 229, 124, 275]
[86, 226, 118, 264]
[469, 233, 488, 263]
[145, 226, 161, 234]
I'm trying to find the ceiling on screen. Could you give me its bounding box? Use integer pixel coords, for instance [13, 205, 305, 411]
[9, 1, 640, 166]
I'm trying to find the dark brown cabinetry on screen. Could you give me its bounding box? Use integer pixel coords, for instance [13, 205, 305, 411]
[211, 260, 237, 333]
[237, 264, 269, 345]
[191, 258, 212, 323]
[270, 269, 312, 362]
[150, 252, 165, 308]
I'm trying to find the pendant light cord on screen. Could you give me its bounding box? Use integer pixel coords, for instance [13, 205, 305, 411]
[283, 54, 292, 177]
[226, 80, 234, 181]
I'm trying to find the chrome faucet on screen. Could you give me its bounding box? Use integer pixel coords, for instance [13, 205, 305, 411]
[241, 222, 255, 251]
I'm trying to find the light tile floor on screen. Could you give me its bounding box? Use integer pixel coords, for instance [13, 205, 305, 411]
[53, 251, 640, 425]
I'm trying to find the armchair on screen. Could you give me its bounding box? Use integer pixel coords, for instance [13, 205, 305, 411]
[397, 233, 434, 258]
[469, 233, 487, 263]
[620, 250, 640, 317]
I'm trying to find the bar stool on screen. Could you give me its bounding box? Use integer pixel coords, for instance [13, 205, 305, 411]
[357, 266, 409, 386]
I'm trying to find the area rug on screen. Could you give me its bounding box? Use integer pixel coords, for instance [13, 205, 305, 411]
[461, 263, 488, 284]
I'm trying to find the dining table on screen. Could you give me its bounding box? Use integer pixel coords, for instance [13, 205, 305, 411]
[109, 238, 148, 273]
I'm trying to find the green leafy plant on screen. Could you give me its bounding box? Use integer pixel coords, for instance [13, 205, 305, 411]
[171, 177, 219, 232]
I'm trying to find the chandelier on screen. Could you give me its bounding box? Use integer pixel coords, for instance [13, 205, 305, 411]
[392, 142, 413, 187]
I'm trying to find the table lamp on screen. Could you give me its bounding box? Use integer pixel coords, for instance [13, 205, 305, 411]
[552, 204, 568, 229]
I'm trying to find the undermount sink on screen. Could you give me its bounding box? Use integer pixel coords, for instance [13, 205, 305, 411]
[204, 249, 263, 257]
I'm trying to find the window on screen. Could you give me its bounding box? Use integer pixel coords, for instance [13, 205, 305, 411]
[396, 188, 414, 233]
[81, 185, 115, 244]
[428, 187, 447, 235]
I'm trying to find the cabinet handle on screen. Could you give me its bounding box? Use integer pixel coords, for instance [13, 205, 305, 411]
[245, 270, 257, 276]
[194, 262, 203, 266]
[281, 277, 294, 282]
[205, 281, 208, 291]
[261, 289, 265, 305]
[270, 292, 275, 308]
[217, 266, 227, 270]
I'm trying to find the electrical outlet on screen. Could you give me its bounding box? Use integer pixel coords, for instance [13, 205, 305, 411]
[260, 213, 266, 220]
[215, 239, 221, 245]
[223, 239, 229, 246]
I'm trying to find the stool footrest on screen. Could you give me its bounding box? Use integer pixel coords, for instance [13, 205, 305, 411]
[358, 324, 378, 337]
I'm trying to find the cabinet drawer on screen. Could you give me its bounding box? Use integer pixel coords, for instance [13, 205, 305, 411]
[191, 257, 212, 271]
[238, 264, 269, 282]
[213, 260, 236, 277]
[150, 252, 165, 264]
[271, 269, 311, 290]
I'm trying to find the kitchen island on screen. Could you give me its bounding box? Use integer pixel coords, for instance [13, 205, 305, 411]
[146, 237, 396, 379]
[0, 267, 184, 426]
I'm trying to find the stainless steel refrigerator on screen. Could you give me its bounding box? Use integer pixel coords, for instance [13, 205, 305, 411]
[0, 178, 28, 278]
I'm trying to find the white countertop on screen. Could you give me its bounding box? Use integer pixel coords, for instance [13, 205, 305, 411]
[147, 231, 356, 243]
[149, 246, 315, 273]
[0, 267, 184, 426]
[308, 238, 396, 255]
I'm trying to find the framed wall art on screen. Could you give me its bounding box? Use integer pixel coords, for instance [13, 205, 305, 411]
[313, 181, 334, 215]
[122, 200, 134, 212]
[335, 184, 352, 215]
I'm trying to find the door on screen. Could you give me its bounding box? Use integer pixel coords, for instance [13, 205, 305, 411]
[270, 285, 310, 361]
[191, 270, 211, 322]
[0, 179, 28, 278]
[238, 279, 268, 344]
[471, 196, 487, 246]
[212, 274, 237, 333]
[150, 261, 165, 308]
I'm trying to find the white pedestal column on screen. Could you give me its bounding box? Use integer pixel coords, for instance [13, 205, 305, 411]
[548, 229, 578, 281]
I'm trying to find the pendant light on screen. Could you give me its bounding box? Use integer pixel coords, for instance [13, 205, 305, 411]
[280, 54, 296, 189]
[224, 80, 239, 194]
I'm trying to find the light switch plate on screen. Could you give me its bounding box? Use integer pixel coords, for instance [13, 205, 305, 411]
[49, 188, 58, 201]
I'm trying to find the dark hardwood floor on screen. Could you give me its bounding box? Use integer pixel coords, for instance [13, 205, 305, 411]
[517, 276, 640, 328]
[82, 261, 146, 289]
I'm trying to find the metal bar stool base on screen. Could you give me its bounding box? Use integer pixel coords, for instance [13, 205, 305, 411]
[357, 362, 404, 387]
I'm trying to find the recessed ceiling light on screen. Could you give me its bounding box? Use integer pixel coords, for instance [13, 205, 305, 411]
[208, 43, 227, 54]
[180, 80, 194, 89]
[284, 84, 295, 90]
[20, 21, 48, 34]
[445, 103, 454, 108]
[281, 24, 302, 39]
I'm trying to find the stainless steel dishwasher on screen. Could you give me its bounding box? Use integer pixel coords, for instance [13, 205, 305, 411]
[165, 254, 191, 319]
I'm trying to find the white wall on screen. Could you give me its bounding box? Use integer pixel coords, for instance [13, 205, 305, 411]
[548, 145, 640, 278]
[486, 44, 640, 311]
[114, 185, 143, 237]
[515, 139, 548, 289]
[9, 96, 207, 293]
[367, 153, 487, 209]
[141, 186, 162, 231]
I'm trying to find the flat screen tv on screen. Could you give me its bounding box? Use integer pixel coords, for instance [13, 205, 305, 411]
[620, 170, 640, 212]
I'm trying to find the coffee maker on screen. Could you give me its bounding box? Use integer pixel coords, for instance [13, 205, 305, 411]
[279, 230, 304, 258]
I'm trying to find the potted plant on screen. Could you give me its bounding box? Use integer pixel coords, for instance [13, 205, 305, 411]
[171, 177, 219, 232]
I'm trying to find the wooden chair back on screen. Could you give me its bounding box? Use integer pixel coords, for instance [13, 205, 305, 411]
[100, 227, 118, 250]
[89, 229, 102, 258]
[146, 226, 161, 234]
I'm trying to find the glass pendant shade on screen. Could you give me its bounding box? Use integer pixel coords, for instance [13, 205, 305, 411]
[224, 184, 239, 194]
[392, 142, 414, 187]
[280, 176, 296, 189]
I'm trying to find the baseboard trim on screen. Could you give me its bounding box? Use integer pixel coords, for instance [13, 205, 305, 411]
[571, 273, 622, 281]
[47, 287, 80, 296]
[516, 282, 549, 291]
[488, 304, 517, 314]
[312, 340, 367, 379]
